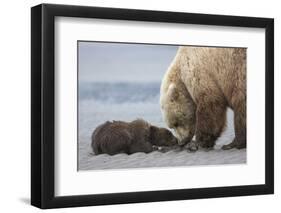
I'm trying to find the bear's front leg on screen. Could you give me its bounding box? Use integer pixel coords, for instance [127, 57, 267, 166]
[195, 100, 227, 149]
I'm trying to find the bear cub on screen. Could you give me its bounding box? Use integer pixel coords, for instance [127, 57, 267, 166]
[91, 119, 178, 155]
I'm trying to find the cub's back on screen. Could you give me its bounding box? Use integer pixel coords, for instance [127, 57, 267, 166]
[91, 121, 132, 155]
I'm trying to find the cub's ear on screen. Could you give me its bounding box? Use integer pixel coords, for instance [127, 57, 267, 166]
[149, 125, 158, 134]
[148, 126, 158, 142]
[167, 84, 179, 102]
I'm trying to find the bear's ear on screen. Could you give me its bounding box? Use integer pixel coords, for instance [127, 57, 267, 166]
[167, 84, 179, 102]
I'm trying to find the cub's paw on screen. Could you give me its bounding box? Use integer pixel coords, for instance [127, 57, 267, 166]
[152, 145, 160, 151]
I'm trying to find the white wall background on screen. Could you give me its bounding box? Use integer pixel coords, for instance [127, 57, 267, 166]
[0, 0, 279, 212]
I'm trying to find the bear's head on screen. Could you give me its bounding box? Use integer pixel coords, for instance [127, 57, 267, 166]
[160, 83, 196, 145]
[149, 125, 178, 146]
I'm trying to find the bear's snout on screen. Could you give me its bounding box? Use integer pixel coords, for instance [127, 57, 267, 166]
[178, 136, 192, 146]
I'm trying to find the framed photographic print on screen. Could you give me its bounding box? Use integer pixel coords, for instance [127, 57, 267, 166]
[31, 3, 274, 209]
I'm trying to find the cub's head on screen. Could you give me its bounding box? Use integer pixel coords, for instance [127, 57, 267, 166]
[160, 83, 196, 145]
[149, 126, 178, 146]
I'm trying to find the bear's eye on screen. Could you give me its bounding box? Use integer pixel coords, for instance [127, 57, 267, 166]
[174, 122, 179, 127]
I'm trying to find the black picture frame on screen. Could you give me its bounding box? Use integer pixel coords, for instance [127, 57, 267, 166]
[31, 3, 274, 209]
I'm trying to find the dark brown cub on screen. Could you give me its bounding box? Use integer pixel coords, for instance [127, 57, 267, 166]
[91, 119, 177, 155]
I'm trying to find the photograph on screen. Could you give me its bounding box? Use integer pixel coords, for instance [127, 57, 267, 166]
[78, 41, 247, 171]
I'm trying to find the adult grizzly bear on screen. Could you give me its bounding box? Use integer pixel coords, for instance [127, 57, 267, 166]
[160, 46, 246, 150]
[91, 119, 178, 155]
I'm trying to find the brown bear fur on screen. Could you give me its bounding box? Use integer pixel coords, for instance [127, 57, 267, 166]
[91, 119, 178, 155]
[160, 46, 246, 150]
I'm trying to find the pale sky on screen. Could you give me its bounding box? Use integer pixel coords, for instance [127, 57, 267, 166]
[78, 41, 178, 83]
